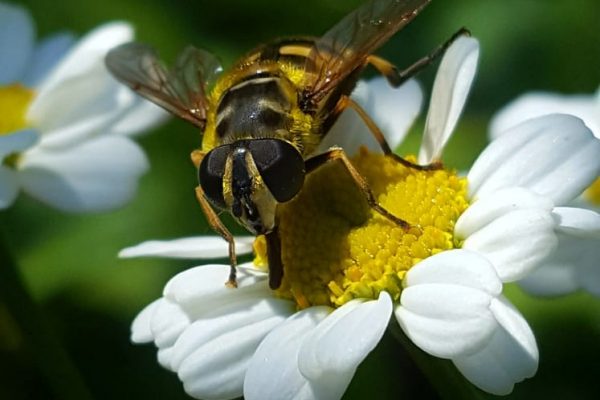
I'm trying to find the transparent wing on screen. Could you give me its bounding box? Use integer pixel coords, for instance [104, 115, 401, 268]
[304, 0, 430, 102]
[105, 42, 222, 129]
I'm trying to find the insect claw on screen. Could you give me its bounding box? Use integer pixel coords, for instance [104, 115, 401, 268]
[225, 279, 238, 289]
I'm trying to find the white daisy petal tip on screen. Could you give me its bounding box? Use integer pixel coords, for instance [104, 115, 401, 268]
[396, 250, 502, 359]
[553, 207, 600, 238]
[130, 299, 163, 344]
[298, 292, 392, 384]
[118, 236, 254, 259]
[149, 299, 190, 349]
[453, 297, 538, 395]
[469, 114, 600, 205]
[419, 35, 479, 164]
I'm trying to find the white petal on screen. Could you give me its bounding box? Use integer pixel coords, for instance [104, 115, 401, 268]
[419, 36, 479, 164]
[244, 307, 334, 400]
[468, 114, 600, 205]
[23, 32, 76, 87]
[315, 78, 421, 155]
[365, 77, 422, 150]
[0, 3, 34, 84]
[163, 264, 272, 317]
[455, 187, 554, 239]
[131, 298, 162, 344]
[404, 249, 502, 295]
[316, 81, 375, 155]
[150, 299, 190, 349]
[574, 241, 600, 297]
[28, 23, 137, 148]
[104, 96, 169, 136]
[29, 68, 134, 148]
[119, 236, 255, 259]
[453, 297, 538, 396]
[396, 285, 496, 358]
[517, 261, 579, 297]
[175, 299, 293, 400]
[298, 292, 392, 384]
[0, 129, 38, 160]
[519, 233, 598, 297]
[490, 92, 600, 140]
[18, 135, 148, 212]
[395, 250, 501, 358]
[157, 347, 176, 371]
[172, 297, 293, 370]
[553, 207, 600, 238]
[0, 166, 18, 209]
[462, 208, 557, 282]
[33, 22, 133, 97]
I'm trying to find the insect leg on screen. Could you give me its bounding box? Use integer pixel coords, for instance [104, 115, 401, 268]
[339, 95, 442, 170]
[195, 186, 238, 288]
[367, 27, 471, 88]
[305, 147, 411, 230]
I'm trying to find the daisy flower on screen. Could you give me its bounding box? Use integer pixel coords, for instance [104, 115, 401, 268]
[0, 3, 166, 212]
[122, 36, 600, 399]
[489, 88, 600, 297]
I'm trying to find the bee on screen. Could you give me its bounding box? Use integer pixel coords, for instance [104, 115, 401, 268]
[106, 0, 468, 289]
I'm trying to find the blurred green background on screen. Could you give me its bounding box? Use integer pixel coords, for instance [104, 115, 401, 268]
[1, 0, 599, 399]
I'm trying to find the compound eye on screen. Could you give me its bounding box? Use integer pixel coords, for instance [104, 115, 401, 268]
[198, 145, 230, 209]
[248, 139, 305, 203]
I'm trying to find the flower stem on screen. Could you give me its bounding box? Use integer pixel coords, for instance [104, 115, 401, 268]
[0, 234, 94, 400]
[389, 322, 486, 400]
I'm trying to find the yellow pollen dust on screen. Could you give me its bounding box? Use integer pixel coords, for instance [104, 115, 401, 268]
[254, 148, 469, 309]
[584, 177, 600, 205]
[0, 84, 34, 135]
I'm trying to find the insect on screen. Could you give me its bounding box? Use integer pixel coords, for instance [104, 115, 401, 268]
[106, 0, 468, 289]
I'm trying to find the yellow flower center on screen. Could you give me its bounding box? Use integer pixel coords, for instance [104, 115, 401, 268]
[0, 84, 33, 136]
[254, 148, 469, 309]
[584, 177, 600, 205]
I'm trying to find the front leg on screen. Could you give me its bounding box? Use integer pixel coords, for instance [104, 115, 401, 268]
[195, 186, 238, 288]
[305, 147, 412, 230]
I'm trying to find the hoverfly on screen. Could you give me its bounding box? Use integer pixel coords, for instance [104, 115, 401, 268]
[106, 0, 468, 289]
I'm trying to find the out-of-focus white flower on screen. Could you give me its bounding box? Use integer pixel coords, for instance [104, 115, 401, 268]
[490, 88, 600, 297]
[0, 3, 167, 212]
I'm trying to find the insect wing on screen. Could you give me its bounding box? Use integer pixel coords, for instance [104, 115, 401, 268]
[304, 0, 430, 101]
[105, 43, 222, 129]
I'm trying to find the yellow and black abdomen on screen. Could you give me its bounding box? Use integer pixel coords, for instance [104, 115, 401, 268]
[214, 74, 295, 144]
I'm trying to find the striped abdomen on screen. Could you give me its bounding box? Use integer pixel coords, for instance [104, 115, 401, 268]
[215, 75, 295, 144]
